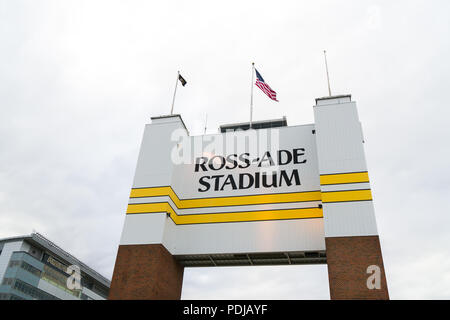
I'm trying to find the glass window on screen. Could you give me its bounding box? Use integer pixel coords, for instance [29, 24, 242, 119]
[12, 279, 59, 300]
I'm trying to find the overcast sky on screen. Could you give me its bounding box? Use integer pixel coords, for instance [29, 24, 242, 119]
[1, 0, 450, 299]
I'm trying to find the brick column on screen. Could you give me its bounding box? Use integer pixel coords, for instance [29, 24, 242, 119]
[108, 244, 184, 300]
[326, 236, 389, 299]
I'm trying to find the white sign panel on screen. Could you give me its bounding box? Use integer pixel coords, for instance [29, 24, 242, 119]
[122, 116, 325, 256]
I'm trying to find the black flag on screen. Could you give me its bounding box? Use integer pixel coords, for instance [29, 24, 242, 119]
[178, 74, 187, 86]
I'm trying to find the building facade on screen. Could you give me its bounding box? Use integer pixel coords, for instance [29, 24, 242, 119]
[0, 232, 110, 300]
[109, 94, 389, 300]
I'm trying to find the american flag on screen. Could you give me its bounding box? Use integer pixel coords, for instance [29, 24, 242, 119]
[255, 68, 278, 102]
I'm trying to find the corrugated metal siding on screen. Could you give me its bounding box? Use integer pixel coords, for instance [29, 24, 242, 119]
[314, 98, 379, 238]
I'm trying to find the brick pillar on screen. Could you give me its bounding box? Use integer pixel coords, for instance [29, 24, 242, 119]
[326, 236, 389, 299]
[108, 244, 184, 300]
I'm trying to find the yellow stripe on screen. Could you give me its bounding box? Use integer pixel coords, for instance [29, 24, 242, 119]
[321, 189, 372, 203]
[126, 202, 323, 225]
[130, 187, 322, 209]
[320, 172, 369, 185]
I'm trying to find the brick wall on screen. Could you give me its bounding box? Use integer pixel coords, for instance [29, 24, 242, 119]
[326, 235, 389, 300]
[109, 244, 184, 300]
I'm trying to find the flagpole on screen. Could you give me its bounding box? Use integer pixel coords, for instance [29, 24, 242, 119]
[323, 50, 332, 96]
[170, 71, 180, 115]
[250, 62, 255, 129]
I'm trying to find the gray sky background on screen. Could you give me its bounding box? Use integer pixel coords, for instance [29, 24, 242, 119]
[1, 0, 450, 299]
